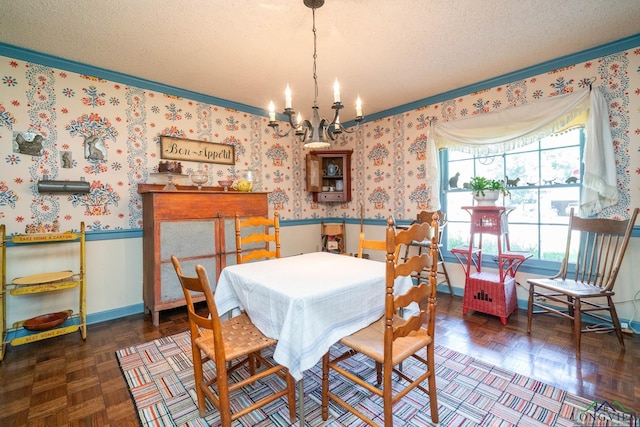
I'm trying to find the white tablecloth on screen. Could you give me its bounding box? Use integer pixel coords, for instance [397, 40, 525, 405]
[214, 252, 413, 381]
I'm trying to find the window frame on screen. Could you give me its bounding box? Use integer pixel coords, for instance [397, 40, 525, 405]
[439, 127, 585, 276]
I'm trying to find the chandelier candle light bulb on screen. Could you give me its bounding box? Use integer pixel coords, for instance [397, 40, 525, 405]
[333, 79, 340, 103]
[285, 85, 292, 109]
[268, 101, 276, 122]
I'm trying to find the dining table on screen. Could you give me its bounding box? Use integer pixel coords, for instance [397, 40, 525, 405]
[214, 251, 414, 424]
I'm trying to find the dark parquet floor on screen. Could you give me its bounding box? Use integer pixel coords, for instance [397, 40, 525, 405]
[1, 294, 638, 426]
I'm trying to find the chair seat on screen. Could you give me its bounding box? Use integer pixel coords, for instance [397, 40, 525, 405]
[195, 313, 277, 362]
[528, 278, 614, 298]
[339, 316, 431, 366]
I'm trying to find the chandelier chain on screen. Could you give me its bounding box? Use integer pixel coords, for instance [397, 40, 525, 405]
[312, 7, 318, 108]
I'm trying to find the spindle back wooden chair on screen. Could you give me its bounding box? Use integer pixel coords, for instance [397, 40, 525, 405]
[527, 207, 638, 358]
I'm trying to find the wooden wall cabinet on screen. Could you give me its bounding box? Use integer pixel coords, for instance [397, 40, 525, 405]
[306, 150, 352, 203]
[138, 185, 268, 325]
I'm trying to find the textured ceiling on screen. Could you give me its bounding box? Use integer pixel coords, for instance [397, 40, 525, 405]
[1, 0, 639, 122]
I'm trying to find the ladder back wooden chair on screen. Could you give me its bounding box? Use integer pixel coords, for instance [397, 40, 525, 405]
[402, 210, 453, 295]
[527, 207, 638, 358]
[170, 256, 296, 425]
[357, 230, 401, 262]
[235, 212, 280, 264]
[322, 217, 440, 426]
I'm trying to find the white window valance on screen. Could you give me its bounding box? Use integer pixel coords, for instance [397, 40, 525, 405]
[426, 88, 618, 216]
[433, 90, 590, 154]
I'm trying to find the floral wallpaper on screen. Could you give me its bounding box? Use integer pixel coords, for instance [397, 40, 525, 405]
[355, 47, 639, 221]
[0, 43, 638, 236]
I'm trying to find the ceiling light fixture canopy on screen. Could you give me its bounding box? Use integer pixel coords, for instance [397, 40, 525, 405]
[268, 0, 364, 149]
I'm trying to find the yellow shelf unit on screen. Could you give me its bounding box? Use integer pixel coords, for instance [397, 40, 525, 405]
[1, 222, 86, 361]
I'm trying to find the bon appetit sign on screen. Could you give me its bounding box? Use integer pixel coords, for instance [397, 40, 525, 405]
[160, 136, 235, 165]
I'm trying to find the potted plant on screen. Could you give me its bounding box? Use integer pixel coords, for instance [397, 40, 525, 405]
[469, 176, 509, 205]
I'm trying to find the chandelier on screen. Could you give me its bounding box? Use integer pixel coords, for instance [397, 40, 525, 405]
[268, 0, 364, 149]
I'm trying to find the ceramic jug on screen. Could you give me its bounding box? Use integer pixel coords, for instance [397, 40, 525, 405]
[327, 161, 339, 176]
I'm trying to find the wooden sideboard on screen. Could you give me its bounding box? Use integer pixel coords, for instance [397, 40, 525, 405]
[138, 184, 268, 325]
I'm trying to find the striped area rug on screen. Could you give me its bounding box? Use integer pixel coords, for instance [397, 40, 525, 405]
[116, 330, 612, 426]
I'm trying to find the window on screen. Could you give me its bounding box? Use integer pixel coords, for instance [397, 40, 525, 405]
[443, 127, 583, 263]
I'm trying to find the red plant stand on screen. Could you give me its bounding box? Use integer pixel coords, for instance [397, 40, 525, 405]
[450, 206, 531, 325]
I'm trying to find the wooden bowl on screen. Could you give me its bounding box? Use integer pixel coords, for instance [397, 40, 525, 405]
[23, 311, 69, 331]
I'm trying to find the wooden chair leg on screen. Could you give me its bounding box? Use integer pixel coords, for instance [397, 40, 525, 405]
[218, 373, 232, 426]
[573, 298, 581, 359]
[286, 371, 297, 423]
[192, 348, 208, 417]
[527, 284, 534, 334]
[427, 344, 439, 424]
[248, 353, 256, 375]
[567, 296, 575, 317]
[382, 362, 393, 427]
[608, 295, 626, 349]
[437, 247, 453, 295]
[321, 353, 330, 421]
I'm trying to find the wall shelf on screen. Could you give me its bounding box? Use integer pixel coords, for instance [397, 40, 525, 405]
[37, 180, 90, 193]
[1, 223, 87, 361]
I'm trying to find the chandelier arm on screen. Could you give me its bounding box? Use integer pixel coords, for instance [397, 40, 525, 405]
[326, 104, 342, 138]
[333, 115, 364, 134]
[336, 124, 358, 134]
[266, 108, 303, 138]
[283, 108, 301, 129]
[268, 122, 294, 138]
[298, 121, 311, 141]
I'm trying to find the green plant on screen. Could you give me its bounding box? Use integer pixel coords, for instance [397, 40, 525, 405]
[469, 176, 509, 197]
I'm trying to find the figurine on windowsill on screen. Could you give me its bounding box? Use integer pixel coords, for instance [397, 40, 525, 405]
[506, 176, 520, 187]
[449, 172, 460, 189]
